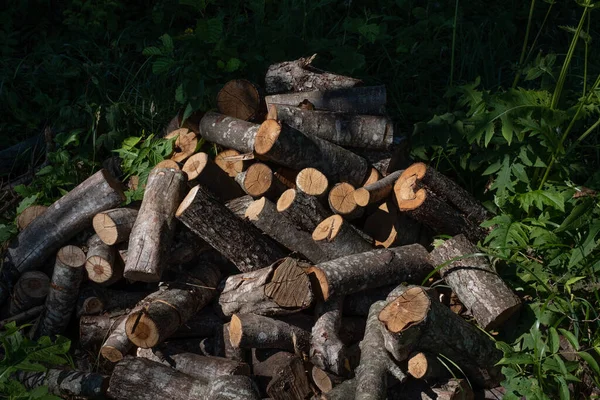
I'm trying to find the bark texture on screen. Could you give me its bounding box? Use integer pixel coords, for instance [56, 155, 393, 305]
[17, 369, 107, 400]
[229, 313, 310, 353]
[224, 195, 255, 219]
[354, 170, 403, 207]
[312, 215, 373, 262]
[252, 351, 311, 400]
[311, 296, 347, 376]
[277, 189, 331, 233]
[199, 111, 260, 153]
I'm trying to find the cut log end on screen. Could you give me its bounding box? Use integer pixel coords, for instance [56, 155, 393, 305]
[353, 187, 370, 207]
[378, 286, 431, 333]
[307, 266, 329, 301]
[276, 189, 296, 212]
[245, 197, 267, 221]
[92, 209, 137, 246]
[100, 346, 125, 363]
[57, 246, 86, 269]
[264, 258, 313, 308]
[217, 79, 261, 121]
[166, 128, 198, 163]
[182, 152, 209, 181]
[312, 366, 334, 393]
[394, 164, 427, 210]
[154, 159, 180, 170]
[312, 214, 344, 242]
[176, 185, 200, 217]
[240, 163, 273, 197]
[328, 183, 358, 215]
[85, 257, 115, 284]
[296, 168, 328, 196]
[254, 119, 281, 155]
[125, 311, 159, 348]
[229, 314, 243, 348]
[363, 167, 381, 186]
[215, 149, 244, 178]
[16, 205, 48, 231]
[407, 352, 429, 379]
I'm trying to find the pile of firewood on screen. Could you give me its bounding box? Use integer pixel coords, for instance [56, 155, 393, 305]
[0, 55, 521, 400]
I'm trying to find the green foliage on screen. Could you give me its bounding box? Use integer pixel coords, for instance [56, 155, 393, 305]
[0, 323, 71, 399]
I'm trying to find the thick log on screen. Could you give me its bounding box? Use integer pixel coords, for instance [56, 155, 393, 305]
[16, 205, 47, 231]
[0, 305, 44, 329]
[429, 234, 521, 330]
[311, 296, 347, 376]
[125, 263, 221, 348]
[265, 86, 386, 115]
[355, 301, 407, 400]
[36, 246, 86, 337]
[224, 194, 255, 219]
[176, 185, 286, 272]
[273, 105, 393, 150]
[80, 314, 124, 350]
[154, 159, 180, 169]
[378, 286, 503, 388]
[277, 188, 331, 233]
[389, 378, 474, 400]
[124, 167, 186, 282]
[312, 215, 373, 261]
[407, 351, 448, 380]
[217, 79, 263, 121]
[394, 163, 488, 242]
[229, 313, 310, 353]
[328, 182, 363, 220]
[295, 167, 329, 199]
[199, 111, 260, 153]
[255, 119, 369, 187]
[354, 170, 402, 207]
[9, 271, 49, 315]
[235, 162, 286, 200]
[218, 258, 313, 317]
[92, 207, 138, 245]
[252, 350, 311, 400]
[85, 234, 122, 285]
[246, 197, 328, 263]
[308, 244, 431, 301]
[265, 55, 362, 93]
[165, 128, 198, 163]
[17, 369, 107, 400]
[77, 285, 151, 318]
[215, 149, 246, 177]
[182, 152, 244, 202]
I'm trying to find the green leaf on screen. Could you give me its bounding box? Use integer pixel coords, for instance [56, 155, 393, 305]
[35, 165, 54, 177]
[516, 190, 565, 212]
[555, 376, 570, 400]
[224, 58, 241, 72]
[482, 160, 502, 176]
[549, 327, 560, 353]
[558, 329, 579, 350]
[578, 351, 600, 377]
[482, 214, 528, 256]
[556, 198, 595, 232]
[142, 46, 162, 56]
[152, 57, 174, 75]
[496, 353, 535, 365]
[175, 84, 186, 104]
[568, 222, 600, 269]
[16, 195, 38, 214]
[484, 121, 495, 147]
[490, 155, 514, 197]
[500, 114, 515, 144]
[160, 34, 174, 52]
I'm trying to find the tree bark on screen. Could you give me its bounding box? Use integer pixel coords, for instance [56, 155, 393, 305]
[16, 205, 47, 231]
[92, 207, 138, 245]
[199, 111, 260, 153]
[265, 55, 362, 93]
[36, 246, 86, 337]
[9, 271, 49, 316]
[428, 234, 521, 330]
[277, 188, 331, 233]
[217, 79, 264, 121]
[342, 285, 397, 317]
[221, 322, 249, 362]
[182, 152, 244, 202]
[124, 167, 186, 282]
[79, 314, 124, 350]
[255, 119, 369, 187]
[224, 195, 255, 219]
[265, 86, 386, 115]
[273, 105, 393, 150]
[205, 375, 261, 400]
[252, 350, 312, 400]
[235, 162, 287, 200]
[312, 215, 373, 261]
[311, 296, 348, 376]
[17, 368, 107, 400]
[308, 244, 431, 301]
[215, 149, 247, 178]
[176, 185, 287, 272]
[85, 234, 122, 285]
[328, 182, 363, 220]
[354, 170, 402, 207]
[295, 167, 329, 199]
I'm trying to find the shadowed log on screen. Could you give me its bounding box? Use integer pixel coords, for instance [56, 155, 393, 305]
[182, 152, 244, 202]
[389, 378, 474, 400]
[92, 208, 138, 246]
[80, 314, 124, 350]
[199, 112, 260, 153]
[277, 188, 331, 233]
[165, 128, 198, 163]
[217, 79, 263, 121]
[363, 201, 423, 249]
[17, 369, 107, 400]
[16, 205, 47, 231]
[363, 167, 381, 186]
[0, 305, 44, 329]
[354, 170, 403, 207]
[311, 296, 348, 376]
[312, 215, 373, 261]
[235, 162, 286, 200]
[9, 271, 49, 316]
[229, 313, 310, 353]
[85, 234, 122, 285]
[274, 167, 298, 189]
[407, 352, 449, 381]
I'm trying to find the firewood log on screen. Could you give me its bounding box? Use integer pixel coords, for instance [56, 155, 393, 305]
[328, 182, 363, 220]
[265, 86, 386, 115]
[406, 351, 449, 381]
[218, 257, 313, 317]
[378, 286, 503, 387]
[80, 314, 124, 350]
[165, 128, 198, 163]
[311, 366, 345, 395]
[389, 378, 474, 400]
[229, 313, 310, 353]
[222, 322, 249, 362]
[176, 185, 287, 272]
[312, 215, 373, 261]
[0, 305, 44, 329]
[362, 200, 424, 248]
[205, 375, 261, 400]
[77, 285, 150, 317]
[124, 166, 186, 282]
[8, 271, 49, 316]
[273, 105, 393, 150]
[16, 369, 107, 400]
[277, 188, 331, 233]
[215, 149, 246, 177]
[199, 111, 260, 153]
[265, 55, 362, 93]
[363, 167, 381, 186]
[85, 234, 122, 285]
[224, 194, 255, 219]
[311, 296, 348, 376]
[182, 152, 244, 201]
[217, 79, 263, 121]
[36, 246, 86, 337]
[354, 170, 402, 207]
[254, 119, 369, 187]
[235, 162, 287, 200]
[429, 234, 521, 330]
[246, 197, 328, 263]
[321, 377, 357, 399]
[92, 207, 138, 245]
[16, 205, 47, 231]
[308, 244, 431, 301]
[341, 285, 397, 317]
[252, 350, 312, 400]
[295, 167, 329, 200]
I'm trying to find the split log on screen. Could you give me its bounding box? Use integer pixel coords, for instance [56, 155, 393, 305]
[308, 244, 431, 301]
[354, 170, 402, 207]
[224, 194, 255, 219]
[407, 351, 448, 380]
[328, 182, 363, 219]
[0, 305, 44, 329]
[355, 301, 407, 400]
[277, 188, 331, 233]
[218, 257, 313, 317]
[36, 246, 86, 337]
[235, 162, 286, 200]
[363, 201, 423, 248]
[254, 119, 369, 187]
[125, 262, 221, 348]
[273, 105, 393, 150]
[137, 347, 250, 381]
[311, 296, 347, 375]
[92, 207, 138, 245]
[265, 86, 386, 115]
[17, 369, 107, 400]
[215, 149, 246, 177]
[16, 205, 47, 231]
[429, 234, 521, 330]
[165, 128, 198, 163]
[389, 378, 474, 400]
[9, 271, 49, 315]
[252, 350, 311, 400]
[182, 152, 244, 201]
[124, 166, 186, 282]
[312, 215, 373, 261]
[229, 313, 310, 353]
[246, 197, 328, 263]
[265, 55, 361, 93]
[394, 163, 488, 242]
[85, 234, 122, 285]
[274, 167, 298, 189]
[176, 185, 286, 272]
[378, 286, 503, 387]
[80, 314, 124, 350]
[295, 167, 329, 199]
[199, 111, 260, 153]
[217, 79, 263, 121]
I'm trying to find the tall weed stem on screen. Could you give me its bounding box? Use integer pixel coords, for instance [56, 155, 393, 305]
[512, 0, 537, 89]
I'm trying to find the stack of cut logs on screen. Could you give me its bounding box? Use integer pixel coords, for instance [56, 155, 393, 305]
[0, 55, 521, 400]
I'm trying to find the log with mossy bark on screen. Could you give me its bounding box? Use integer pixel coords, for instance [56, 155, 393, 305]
[85, 234, 122, 285]
[176, 185, 287, 273]
[9, 271, 49, 316]
[277, 188, 331, 233]
[235, 162, 287, 200]
[124, 166, 186, 282]
[217, 79, 264, 121]
[254, 119, 369, 187]
[182, 152, 245, 202]
[16, 369, 108, 400]
[92, 207, 138, 245]
[312, 215, 373, 261]
[429, 234, 521, 330]
[199, 111, 260, 153]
